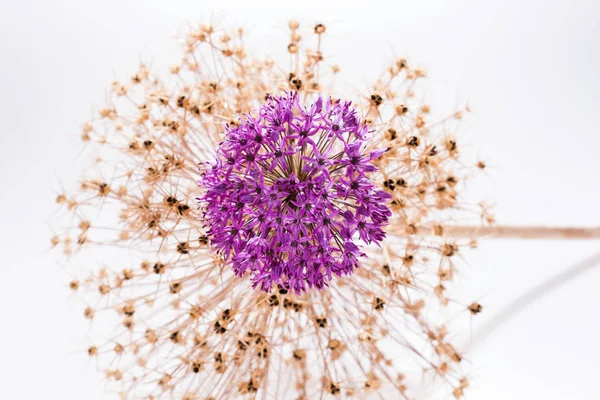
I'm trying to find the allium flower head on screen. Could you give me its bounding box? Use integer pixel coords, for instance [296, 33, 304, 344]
[200, 93, 391, 293]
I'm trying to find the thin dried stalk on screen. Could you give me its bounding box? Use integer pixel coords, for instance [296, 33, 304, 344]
[390, 225, 600, 240]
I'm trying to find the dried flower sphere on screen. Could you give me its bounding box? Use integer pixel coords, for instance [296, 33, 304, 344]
[51, 19, 489, 399]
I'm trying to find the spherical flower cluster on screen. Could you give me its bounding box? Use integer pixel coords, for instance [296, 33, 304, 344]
[199, 93, 392, 293]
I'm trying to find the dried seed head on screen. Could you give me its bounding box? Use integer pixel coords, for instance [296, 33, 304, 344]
[51, 20, 488, 400]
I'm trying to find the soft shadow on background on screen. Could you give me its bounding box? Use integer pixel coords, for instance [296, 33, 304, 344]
[1, 0, 599, 398]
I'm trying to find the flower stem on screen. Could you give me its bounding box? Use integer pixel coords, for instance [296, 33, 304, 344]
[390, 225, 600, 240]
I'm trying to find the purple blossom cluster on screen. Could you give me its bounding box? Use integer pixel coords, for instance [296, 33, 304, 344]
[199, 93, 391, 293]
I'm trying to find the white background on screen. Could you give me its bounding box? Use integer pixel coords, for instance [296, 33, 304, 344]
[1, 0, 599, 398]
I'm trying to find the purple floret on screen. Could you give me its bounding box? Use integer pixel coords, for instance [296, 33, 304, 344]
[198, 92, 391, 294]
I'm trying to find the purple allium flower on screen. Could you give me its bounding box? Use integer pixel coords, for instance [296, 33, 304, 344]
[199, 92, 391, 293]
